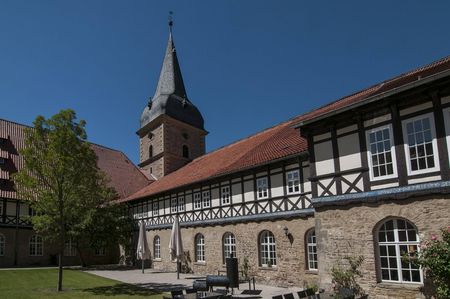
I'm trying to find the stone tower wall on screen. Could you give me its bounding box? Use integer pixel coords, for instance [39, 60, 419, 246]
[163, 117, 206, 175]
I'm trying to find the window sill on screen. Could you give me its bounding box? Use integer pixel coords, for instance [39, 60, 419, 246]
[194, 262, 206, 266]
[377, 282, 422, 290]
[153, 258, 162, 262]
[258, 266, 277, 271]
[305, 270, 318, 275]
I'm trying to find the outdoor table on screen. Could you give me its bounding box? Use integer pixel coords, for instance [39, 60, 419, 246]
[182, 291, 225, 299]
[318, 293, 339, 299]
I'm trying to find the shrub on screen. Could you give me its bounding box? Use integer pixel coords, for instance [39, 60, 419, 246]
[331, 255, 365, 298]
[415, 227, 450, 299]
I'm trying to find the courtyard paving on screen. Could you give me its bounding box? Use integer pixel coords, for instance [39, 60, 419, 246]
[86, 268, 305, 299]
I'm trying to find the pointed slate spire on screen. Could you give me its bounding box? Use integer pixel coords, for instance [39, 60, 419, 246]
[139, 19, 204, 131]
[153, 20, 188, 100]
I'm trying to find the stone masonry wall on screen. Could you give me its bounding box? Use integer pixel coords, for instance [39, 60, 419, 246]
[140, 123, 164, 179]
[163, 117, 205, 176]
[315, 195, 450, 299]
[145, 216, 319, 288]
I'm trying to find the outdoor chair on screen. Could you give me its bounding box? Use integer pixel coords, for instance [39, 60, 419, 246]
[272, 295, 283, 299]
[185, 288, 196, 294]
[283, 293, 295, 299]
[171, 289, 184, 298]
[305, 288, 316, 297]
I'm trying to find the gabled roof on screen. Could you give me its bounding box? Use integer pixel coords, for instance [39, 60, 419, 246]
[0, 119, 151, 200]
[123, 55, 450, 203]
[295, 55, 450, 127]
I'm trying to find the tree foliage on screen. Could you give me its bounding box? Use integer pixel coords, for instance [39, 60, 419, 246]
[13, 109, 121, 291]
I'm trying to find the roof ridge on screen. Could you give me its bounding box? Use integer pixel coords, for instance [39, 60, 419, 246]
[293, 55, 450, 122]
[0, 118, 33, 128]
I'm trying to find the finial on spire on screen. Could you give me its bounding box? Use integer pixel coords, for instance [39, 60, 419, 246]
[168, 11, 174, 34]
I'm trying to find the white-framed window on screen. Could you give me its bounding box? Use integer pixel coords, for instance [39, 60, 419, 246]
[154, 236, 161, 259]
[256, 177, 269, 199]
[29, 207, 36, 217]
[64, 238, 77, 257]
[171, 198, 177, 213]
[178, 196, 185, 212]
[377, 218, 422, 283]
[193, 192, 202, 210]
[443, 107, 450, 166]
[259, 230, 276, 267]
[95, 247, 106, 256]
[221, 186, 230, 205]
[286, 170, 300, 194]
[152, 201, 159, 216]
[222, 232, 236, 263]
[306, 229, 317, 270]
[202, 191, 210, 208]
[195, 233, 205, 262]
[29, 235, 43, 256]
[402, 113, 439, 175]
[0, 234, 5, 256]
[366, 125, 398, 180]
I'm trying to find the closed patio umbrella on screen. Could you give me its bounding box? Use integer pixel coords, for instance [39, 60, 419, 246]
[169, 215, 183, 279]
[136, 220, 150, 273]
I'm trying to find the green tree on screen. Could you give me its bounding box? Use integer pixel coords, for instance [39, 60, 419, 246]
[13, 109, 117, 291]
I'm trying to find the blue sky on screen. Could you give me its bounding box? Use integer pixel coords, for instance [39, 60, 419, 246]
[1, 0, 450, 164]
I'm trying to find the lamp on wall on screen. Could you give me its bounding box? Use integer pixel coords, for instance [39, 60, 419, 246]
[283, 226, 289, 237]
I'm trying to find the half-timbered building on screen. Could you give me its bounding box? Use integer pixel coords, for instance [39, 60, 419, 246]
[122, 27, 450, 298]
[0, 119, 150, 267]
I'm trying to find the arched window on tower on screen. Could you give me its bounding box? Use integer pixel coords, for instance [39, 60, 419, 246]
[149, 145, 153, 158]
[183, 145, 189, 158]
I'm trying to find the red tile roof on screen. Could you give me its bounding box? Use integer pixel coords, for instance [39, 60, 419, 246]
[0, 119, 150, 200]
[295, 55, 450, 125]
[122, 117, 307, 202]
[123, 55, 450, 202]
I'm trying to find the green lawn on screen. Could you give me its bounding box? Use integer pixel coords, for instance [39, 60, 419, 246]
[0, 269, 164, 298]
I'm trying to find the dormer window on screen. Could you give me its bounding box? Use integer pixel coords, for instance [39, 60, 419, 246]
[183, 145, 189, 158]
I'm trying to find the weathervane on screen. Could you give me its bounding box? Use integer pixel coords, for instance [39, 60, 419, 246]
[168, 11, 174, 33]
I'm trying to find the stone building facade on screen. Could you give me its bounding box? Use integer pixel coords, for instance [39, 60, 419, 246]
[123, 27, 450, 299]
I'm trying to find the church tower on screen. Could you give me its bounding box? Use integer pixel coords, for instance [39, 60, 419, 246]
[137, 22, 207, 179]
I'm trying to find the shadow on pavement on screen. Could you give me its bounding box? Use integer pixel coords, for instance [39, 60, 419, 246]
[83, 283, 160, 296]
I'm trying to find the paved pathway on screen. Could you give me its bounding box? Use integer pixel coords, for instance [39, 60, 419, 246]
[86, 269, 304, 299]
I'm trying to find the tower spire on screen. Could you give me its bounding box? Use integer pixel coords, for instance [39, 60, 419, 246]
[140, 17, 205, 131]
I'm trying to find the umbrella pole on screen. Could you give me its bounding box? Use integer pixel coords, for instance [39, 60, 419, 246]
[177, 257, 180, 279]
[142, 259, 144, 274]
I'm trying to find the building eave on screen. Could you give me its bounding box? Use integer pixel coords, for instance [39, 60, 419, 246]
[312, 180, 450, 208]
[293, 68, 450, 129]
[143, 208, 315, 230]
